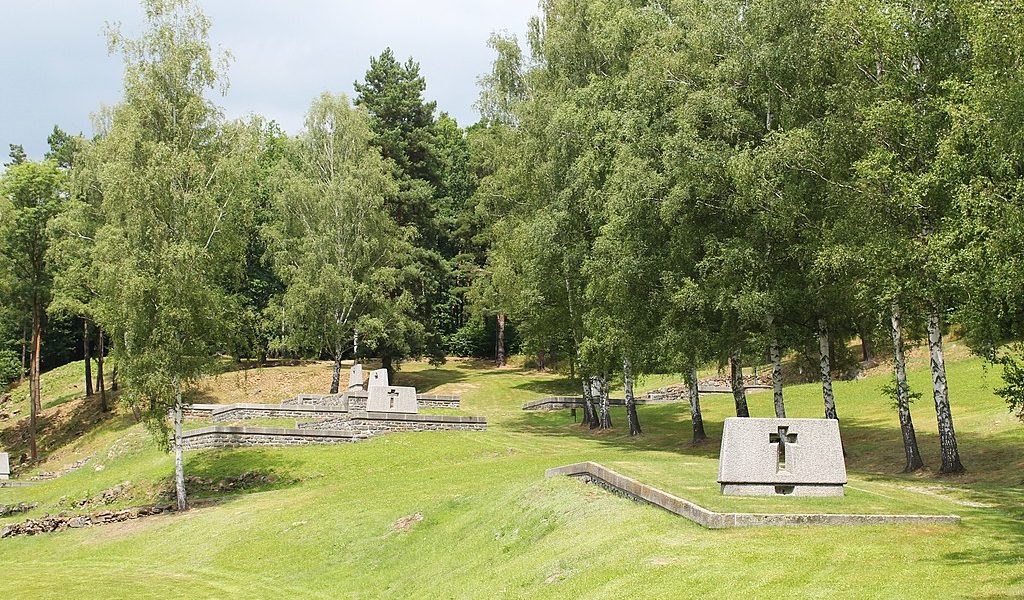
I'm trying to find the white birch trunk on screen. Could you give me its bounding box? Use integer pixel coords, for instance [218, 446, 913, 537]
[890, 301, 924, 472]
[730, 349, 749, 417]
[581, 375, 597, 427]
[173, 379, 188, 512]
[687, 361, 706, 442]
[818, 318, 838, 420]
[597, 374, 612, 429]
[623, 355, 641, 436]
[330, 347, 342, 394]
[927, 310, 964, 473]
[770, 332, 785, 418]
[496, 313, 507, 367]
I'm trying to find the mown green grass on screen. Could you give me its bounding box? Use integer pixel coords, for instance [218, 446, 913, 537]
[3, 359, 95, 412]
[1, 355, 1022, 599]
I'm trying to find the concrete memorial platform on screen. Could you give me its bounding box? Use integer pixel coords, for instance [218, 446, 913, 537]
[548, 462, 959, 528]
[366, 385, 418, 414]
[718, 417, 847, 497]
[0, 452, 9, 480]
[368, 368, 389, 388]
[348, 364, 364, 390]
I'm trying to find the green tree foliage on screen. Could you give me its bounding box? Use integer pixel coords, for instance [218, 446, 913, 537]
[267, 93, 412, 393]
[476, 0, 1023, 467]
[0, 159, 64, 459]
[90, 0, 253, 509]
[354, 49, 484, 371]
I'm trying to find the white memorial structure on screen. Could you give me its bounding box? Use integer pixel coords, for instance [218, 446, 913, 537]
[366, 386, 418, 414]
[717, 417, 847, 497]
[368, 368, 389, 388]
[347, 363, 364, 391]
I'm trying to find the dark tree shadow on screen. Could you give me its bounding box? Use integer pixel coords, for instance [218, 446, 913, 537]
[0, 394, 134, 472]
[511, 379, 581, 396]
[507, 403, 726, 460]
[507, 401, 1024, 486]
[160, 447, 309, 503]
[394, 367, 470, 393]
[939, 485, 1024, 593]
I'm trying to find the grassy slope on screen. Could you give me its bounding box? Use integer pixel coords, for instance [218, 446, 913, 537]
[0, 355, 1022, 599]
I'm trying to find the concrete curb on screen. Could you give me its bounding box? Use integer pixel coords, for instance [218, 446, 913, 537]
[545, 462, 961, 529]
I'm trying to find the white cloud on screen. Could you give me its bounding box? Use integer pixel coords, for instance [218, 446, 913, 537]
[0, 0, 537, 158]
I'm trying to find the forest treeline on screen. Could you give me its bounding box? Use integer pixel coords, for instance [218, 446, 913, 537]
[471, 0, 1024, 474]
[2, 0, 1024, 498]
[0, 0, 512, 479]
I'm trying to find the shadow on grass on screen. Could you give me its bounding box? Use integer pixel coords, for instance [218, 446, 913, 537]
[207, 358, 321, 377]
[165, 447, 309, 502]
[0, 394, 134, 470]
[510, 378, 581, 396]
[506, 403, 725, 460]
[505, 401, 1024, 486]
[940, 486, 1024, 591]
[395, 366, 471, 393]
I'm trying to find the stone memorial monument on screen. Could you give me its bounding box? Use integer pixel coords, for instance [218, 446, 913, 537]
[717, 417, 847, 497]
[366, 385, 418, 414]
[0, 452, 9, 480]
[368, 368, 389, 388]
[347, 363, 364, 391]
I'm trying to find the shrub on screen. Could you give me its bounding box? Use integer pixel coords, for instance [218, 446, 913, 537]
[0, 349, 22, 388]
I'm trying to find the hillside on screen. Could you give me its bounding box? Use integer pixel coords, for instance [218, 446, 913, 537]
[0, 353, 1022, 598]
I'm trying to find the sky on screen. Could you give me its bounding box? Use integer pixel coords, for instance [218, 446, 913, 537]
[0, 0, 538, 160]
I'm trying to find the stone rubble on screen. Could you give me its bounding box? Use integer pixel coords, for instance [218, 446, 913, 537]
[1, 505, 174, 539]
[61, 482, 133, 509]
[182, 470, 277, 493]
[30, 457, 91, 481]
[0, 502, 38, 518]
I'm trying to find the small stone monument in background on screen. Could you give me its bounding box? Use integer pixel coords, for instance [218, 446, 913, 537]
[368, 368, 389, 388]
[347, 363, 364, 390]
[366, 386, 417, 414]
[717, 417, 847, 497]
[0, 452, 10, 480]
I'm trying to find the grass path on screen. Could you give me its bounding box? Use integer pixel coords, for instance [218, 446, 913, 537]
[1, 355, 1022, 598]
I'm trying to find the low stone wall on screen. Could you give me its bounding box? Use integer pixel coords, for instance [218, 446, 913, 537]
[285, 391, 461, 410]
[523, 385, 773, 411]
[347, 393, 461, 410]
[181, 426, 362, 450]
[298, 411, 486, 434]
[183, 404, 220, 418]
[522, 397, 630, 410]
[282, 394, 348, 408]
[546, 462, 962, 529]
[209, 403, 349, 422]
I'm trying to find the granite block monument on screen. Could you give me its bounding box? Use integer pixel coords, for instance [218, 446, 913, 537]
[348, 363, 364, 390]
[366, 385, 418, 414]
[717, 417, 847, 497]
[0, 452, 9, 480]
[368, 368, 389, 388]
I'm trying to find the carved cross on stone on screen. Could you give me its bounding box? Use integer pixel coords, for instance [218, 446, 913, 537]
[769, 426, 798, 471]
[387, 388, 400, 411]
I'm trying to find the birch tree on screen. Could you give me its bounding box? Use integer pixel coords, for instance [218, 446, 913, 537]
[267, 93, 409, 393]
[91, 0, 251, 510]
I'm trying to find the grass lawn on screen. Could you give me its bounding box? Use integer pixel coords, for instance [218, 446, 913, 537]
[0, 353, 1022, 598]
